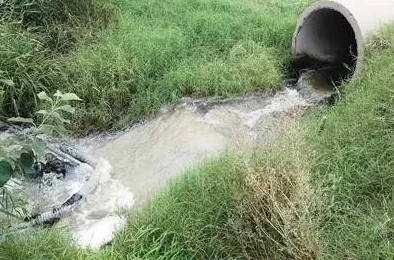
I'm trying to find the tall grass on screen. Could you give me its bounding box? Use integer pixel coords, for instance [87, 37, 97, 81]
[0, 0, 116, 52]
[0, 24, 61, 117]
[0, 0, 310, 133]
[0, 0, 312, 133]
[10, 1, 394, 259]
[97, 25, 394, 259]
[0, 0, 115, 121]
[0, 230, 88, 260]
[66, 0, 312, 132]
[4, 24, 394, 258]
[305, 26, 394, 259]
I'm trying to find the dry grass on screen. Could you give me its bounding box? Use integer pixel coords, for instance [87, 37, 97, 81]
[231, 124, 323, 259]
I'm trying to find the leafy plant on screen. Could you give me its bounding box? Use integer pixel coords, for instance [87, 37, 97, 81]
[7, 90, 82, 135]
[0, 153, 34, 220]
[35, 90, 82, 134]
[0, 160, 12, 188]
[0, 145, 38, 189]
[1, 90, 81, 219]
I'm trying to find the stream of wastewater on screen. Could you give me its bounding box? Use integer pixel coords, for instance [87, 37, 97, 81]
[1, 67, 338, 249]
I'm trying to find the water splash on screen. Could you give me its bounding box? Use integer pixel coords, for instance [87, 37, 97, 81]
[56, 158, 133, 249]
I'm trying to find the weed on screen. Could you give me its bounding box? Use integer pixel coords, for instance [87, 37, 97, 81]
[231, 125, 322, 260]
[0, 230, 88, 260]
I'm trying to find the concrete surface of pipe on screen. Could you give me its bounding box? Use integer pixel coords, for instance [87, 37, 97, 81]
[293, 0, 394, 78]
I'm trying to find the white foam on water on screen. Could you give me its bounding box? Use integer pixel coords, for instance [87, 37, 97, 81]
[94, 87, 313, 209]
[227, 88, 307, 128]
[75, 215, 127, 250]
[57, 158, 134, 250]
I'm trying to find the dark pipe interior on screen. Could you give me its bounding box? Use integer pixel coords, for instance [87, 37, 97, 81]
[289, 9, 358, 88]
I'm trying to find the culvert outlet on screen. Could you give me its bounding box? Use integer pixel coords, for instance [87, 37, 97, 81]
[293, 0, 394, 80]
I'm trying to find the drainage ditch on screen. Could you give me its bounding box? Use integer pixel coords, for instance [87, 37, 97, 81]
[2, 0, 394, 251]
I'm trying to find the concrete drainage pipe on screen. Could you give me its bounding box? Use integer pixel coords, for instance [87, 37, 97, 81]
[293, 0, 394, 79]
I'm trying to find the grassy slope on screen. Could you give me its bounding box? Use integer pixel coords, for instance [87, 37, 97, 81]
[0, 0, 311, 133]
[68, 0, 309, 132]
[306, 27, 394, 259]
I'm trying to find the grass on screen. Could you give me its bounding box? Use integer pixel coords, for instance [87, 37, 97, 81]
[99, 130, 320, 260]
[66, 0, 311, 133]
[230, 125, 321, 260]
[0, 139, 319, 260]
[0, 230, 87, 260]
[0, 0, 312, 133]
[0, 0, 116, 121]
[2, 26, 394, 258]
[96, 25, 394, 259]
[304, 27, 394, 259]
[0, 126, 320, 260]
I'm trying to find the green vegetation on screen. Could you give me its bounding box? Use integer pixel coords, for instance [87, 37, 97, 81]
[0, 230, 87, 260]
[0, 0, 113, 129]
[305, 27, 394, 259]
[67, 0, 307, 132]
[4, 26, 394, 259]
[0, 0, 115, 128]
[0, 90, 81, 221]
[103, 26, 394, 259]
[0, 0, 312, 133]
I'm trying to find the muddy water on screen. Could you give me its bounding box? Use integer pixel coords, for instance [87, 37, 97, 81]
[2, 72, 334, 249]
[94, 88, 310, 204]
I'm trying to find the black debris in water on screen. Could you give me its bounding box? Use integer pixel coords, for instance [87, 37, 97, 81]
[285, 55, 357, 105]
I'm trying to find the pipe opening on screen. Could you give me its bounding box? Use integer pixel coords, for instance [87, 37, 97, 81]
[291, 8, 358, 89]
